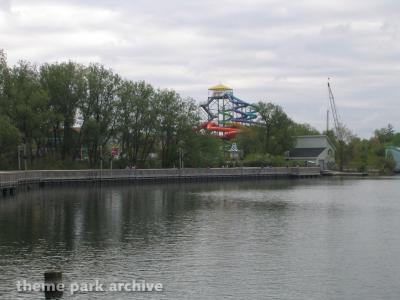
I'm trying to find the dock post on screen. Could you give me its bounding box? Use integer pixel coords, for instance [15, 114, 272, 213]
[44, 270, 63, 299]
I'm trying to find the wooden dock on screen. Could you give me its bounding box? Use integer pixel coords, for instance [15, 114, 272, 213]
[0, 167, 321, 197]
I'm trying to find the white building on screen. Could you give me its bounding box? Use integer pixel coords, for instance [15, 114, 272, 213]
[287, 135, 336, 170]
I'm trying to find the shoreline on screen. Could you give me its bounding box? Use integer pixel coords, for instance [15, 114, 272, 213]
[0, 167, 320, 197]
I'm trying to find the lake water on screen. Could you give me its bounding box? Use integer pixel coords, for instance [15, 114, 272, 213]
[1, 177, 400, 299]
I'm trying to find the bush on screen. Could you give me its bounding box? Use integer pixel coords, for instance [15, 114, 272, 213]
[378, 156, 396, 174]
[0, 117, 21, 170]
[30, 158, 91, 170]
[242, 153, 286, 167]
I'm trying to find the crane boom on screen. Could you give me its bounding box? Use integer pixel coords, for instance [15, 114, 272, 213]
[327, 80, 343, 141]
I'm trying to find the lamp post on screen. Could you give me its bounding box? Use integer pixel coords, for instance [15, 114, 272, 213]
[24, 144, 27, 171]
[17, 145, 22, 170]
[177, 140, 184, 169]
[100, 145, 103, 170]
[99, 145, 103, 181]
[17, 144, 27, 171]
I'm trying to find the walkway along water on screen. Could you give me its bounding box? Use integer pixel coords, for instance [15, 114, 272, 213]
[0, 167, 320, 197]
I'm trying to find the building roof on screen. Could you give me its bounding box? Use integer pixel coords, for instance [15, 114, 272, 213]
[295, 135, 336, 150]
[208, 84, 232, 91]
[289, 147, 326, 158]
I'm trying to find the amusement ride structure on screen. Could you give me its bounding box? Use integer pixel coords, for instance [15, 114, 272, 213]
[199, 84, 258, 139]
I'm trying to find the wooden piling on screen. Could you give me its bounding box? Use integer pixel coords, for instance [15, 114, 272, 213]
[44, 270, 63, 299]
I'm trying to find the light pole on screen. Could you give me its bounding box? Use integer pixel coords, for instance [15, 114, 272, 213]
[17, 144, 27, 170]
[23, 144, 27, 171]
[177, 140, 184, 169]
[100, 145, 103, 170]
[17, 145, 22, 170]
[180, 148, 184, 169]
[100, 145, 103, 181]
[20, 144, 28, 171]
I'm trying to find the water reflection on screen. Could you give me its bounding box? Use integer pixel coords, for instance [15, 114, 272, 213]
[1, 178, 400, 299]
[0, 181, 296, 250]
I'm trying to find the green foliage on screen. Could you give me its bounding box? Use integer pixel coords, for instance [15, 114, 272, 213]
[183, 133, 224, 167]
[80, 64, 121, 167]
[325, 125, 356, 171]
[0, 117, 21, 169]
[235, 126, 263, 155]
[40, 62, 86, 160]
[347, 138, 369, 172]
[326, 123, 398, 173]
[242, 153, 286, 167]
[116, 80, 157, 166]
[237, 103, 319, 161]
[0, 49, 398, 173]
[293, 123, 320, 136]
[156, 91, 199, 167]
[0, 50, 9, 115]
[374, 124, 394, 144]
[252, 102, 296, 155]
[390, 133, 400, 147]
[29, 157, 91, 170]
[6, 62, 49, 161]
[378, 156, 396, 174]
[256, 102, 291, 153]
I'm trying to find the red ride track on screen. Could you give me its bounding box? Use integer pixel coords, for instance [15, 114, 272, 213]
[200, 121, 240, 140]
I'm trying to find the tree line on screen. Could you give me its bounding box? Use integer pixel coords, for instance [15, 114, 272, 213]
[0, 50, 318, 170]
[0, 50, 398, 172]
[0, 50, 205, 169]
[329, 123, 399, 173]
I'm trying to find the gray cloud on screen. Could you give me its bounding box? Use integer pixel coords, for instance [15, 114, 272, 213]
[1, 0, 400, 137]
[0, 0, 10, 11]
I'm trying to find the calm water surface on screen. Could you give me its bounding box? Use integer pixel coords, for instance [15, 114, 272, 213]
[1, 177, 400, 299]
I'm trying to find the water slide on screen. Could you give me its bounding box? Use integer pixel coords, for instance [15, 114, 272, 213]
[200, 121, 240, 140]
[386, 146, 400, 172]
[226, 94, 257, 123]
[199, 87, 257, 139]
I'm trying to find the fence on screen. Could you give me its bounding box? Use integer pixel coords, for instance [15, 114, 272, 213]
[0, 167, 320, 189]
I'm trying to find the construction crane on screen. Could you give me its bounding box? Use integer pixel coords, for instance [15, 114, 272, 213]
[327, 79, 344, 142]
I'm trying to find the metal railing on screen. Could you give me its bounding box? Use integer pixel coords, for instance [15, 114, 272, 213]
[0, 167, 320, 187]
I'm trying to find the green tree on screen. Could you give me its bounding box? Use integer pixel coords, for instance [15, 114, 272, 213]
[80, 64, 121, 167]
[236, 125, 264, 156]
[116, 80, 158, 166]
[325, 125, 356, 171]
[0, 49, 10, 115]
[8, 62, 49, 162]
[374, 124, 395, 144]
[348, 138, 369, 172]
[293, 123, 320, 136]
[0, 116, 22, 169]
[182, 133, 224, 167]
[391, 133, 400, 147]
[255, 102, 295, 155]
[40, 62, 86, 160]
[156, 90, 198, 167]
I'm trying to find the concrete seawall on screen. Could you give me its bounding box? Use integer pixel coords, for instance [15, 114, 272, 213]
[0, 167, 320, 197]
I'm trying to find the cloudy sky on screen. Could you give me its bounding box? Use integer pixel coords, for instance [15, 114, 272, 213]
[1, 0, 399, 137]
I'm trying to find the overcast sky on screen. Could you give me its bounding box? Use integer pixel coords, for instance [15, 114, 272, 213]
[1, 0, 399, 137]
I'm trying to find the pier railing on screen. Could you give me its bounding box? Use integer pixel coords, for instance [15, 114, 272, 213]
[0, 167, 320, 188]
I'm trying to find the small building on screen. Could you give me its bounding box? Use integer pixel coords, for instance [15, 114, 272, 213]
[286, 135, 336, 170]
[386, 146, 400, 172]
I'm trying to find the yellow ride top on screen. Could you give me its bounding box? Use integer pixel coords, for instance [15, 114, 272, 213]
[208, 84, 232, 91]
